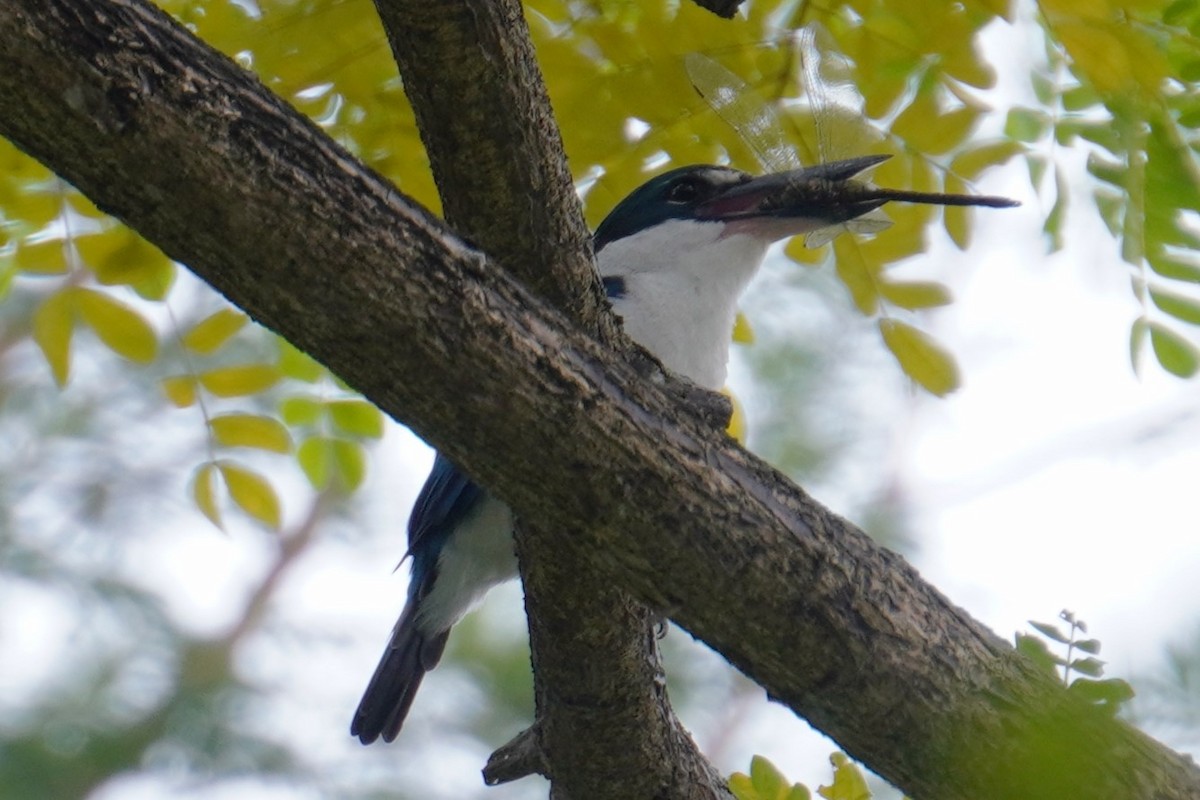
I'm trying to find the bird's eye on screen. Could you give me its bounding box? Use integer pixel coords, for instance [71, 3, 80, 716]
[666, 179, 701, 204]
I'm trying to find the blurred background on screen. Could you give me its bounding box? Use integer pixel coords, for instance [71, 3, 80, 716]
[3, 0, 1200, 797]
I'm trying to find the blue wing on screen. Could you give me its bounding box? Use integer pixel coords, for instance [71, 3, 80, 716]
[405, 452, 485, 566]
[352, 453, 484, 743]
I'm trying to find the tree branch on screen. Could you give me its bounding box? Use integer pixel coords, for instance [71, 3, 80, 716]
[369, 2, 727, 796]
[2, 1, 1199, 798]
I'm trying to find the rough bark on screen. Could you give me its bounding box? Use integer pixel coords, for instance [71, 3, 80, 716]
[370, 1, 727, 796]
[2, 1, 1200, 799]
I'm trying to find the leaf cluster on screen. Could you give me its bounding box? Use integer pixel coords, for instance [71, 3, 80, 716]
[1017, 609, 1137, 713]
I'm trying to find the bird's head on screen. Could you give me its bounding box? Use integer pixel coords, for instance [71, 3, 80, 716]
[590, 164, 836, 389]
[593, 164, 845, 262]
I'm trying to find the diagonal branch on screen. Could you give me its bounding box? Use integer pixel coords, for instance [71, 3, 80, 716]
[2, 1, 1200, 798]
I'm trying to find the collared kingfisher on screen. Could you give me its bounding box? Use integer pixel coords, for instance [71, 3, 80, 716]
[351, 156, 1016, 743]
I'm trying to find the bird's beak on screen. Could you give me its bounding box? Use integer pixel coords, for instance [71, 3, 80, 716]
[696, 171, 796, 220]
[697, 169, 865, 241]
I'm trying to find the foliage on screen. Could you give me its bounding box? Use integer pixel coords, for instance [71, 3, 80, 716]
[1008, 0, 1200, 376]
[1016, 609, 1136, 714]
[729, 752, 882, 800]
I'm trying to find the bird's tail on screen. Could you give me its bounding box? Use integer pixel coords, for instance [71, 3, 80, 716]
[351, 601, 449, 744]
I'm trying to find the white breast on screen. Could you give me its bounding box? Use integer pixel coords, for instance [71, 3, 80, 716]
[598, 219, 769, 390]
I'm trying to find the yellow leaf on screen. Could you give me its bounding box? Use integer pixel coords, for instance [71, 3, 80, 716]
[161, 375, 198, 407]
[191, 463, 223, 530]
[732, 312, 755, 344]
[1055, 22, 1131, 96]
[327, 399, 384, 438]
[833, 239, 880, 315]
[924, 106, 980, 156]
[32, 287, 78, 386]
[217, 461, 281, 529]
[198, 364, 281, 397]
[76, 288, 158, 363]
[720, 388, 746, 444]
[878, 281, 952, 310]
[210, 413, 292, 453]
[15, 238, 69, 275]
[817, 753, 871, 800]
[183, 308, 248, 354]
[879, 319, 961, 396]
[8, 190, 60, 230]
[942, 173, 971, 249]
[76, 228, 172, 288]
[728, 773, 757, 800]
[784, 235, 826, 266]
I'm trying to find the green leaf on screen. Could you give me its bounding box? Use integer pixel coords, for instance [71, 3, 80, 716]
[1069, 677, 1135, 708]
[749, 755, 788, 800]
[1149, 255, 1200, 283]
[1004, 107, 1049, 142]
[878, 319, 960, 396]
[182, 308, 248, 354]
[210, 413, 292, 453]
[279, 396, 324, 426]
[331, 438, 367, 491]
[1149, 322, 1200, 377]
[1074, 638, 1102, 655]
[277, 339, 323, 381]
[75, 288, 158, 363]
[191, 462, 223, 530]
[32, 287, 77, 386]
[217, 460, 281, 529]
[327, 399, 384, 438]
[297, 436, 332, 490]
[1015, 633, 1060, 677]
[1029, 620, 1070, 643]
[951, 140, 1023, 180]
[198, 364, 281, 397]
[1068, 657, 1105, 678]
[1044, 164, 1068, 252]
[1150, 287, 1200, 326]
[1130, 317, 1148, 373]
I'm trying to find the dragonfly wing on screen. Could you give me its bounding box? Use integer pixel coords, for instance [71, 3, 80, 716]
[804, 225, 845, 248]
[845, 211, 893, 235]
[685, 53, 803, 172]
[803, 211, 893, 248]
[798, 23, 878, 161]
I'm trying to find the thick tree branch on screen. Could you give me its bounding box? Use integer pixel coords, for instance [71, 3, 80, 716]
[2, 2, 1200, 799]
[369, 2, 725, 796]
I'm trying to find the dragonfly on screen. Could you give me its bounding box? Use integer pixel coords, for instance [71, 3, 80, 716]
[683, 25, 1016, 249]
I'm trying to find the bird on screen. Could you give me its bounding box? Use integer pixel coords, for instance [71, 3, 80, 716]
[350, 156, 1017, 744]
